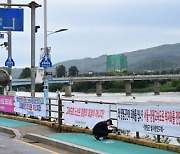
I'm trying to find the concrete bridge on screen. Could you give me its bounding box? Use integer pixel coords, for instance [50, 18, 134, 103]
[12, 74, 180, 96]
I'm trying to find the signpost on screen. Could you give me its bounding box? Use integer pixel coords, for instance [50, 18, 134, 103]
[40, 53, 52, 119]
[46, 72, 53, 81]
[0, 8, 24, 31]
[40, 55, 52, 68]
[0, 2, 41, 98]
[5, 56, 15, 66]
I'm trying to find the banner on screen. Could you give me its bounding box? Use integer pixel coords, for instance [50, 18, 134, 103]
[0, 96, 14, 113]
[15, 96, 46, 117]
[117, 104, 180, 137]
[64, 101, 110, 128]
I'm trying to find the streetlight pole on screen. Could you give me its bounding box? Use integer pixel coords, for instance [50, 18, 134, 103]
[29, 2, 41, 97]
[30, 2, 36, 97]
[43, 0, 67, 118]
[44, 0, 47, 50]
[43, 0, 49, 117]
[7, 0, 12, 91]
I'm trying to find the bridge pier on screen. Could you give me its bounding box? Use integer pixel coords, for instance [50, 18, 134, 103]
[154, 80, 160, 95]
[96, 81, 102, 96]
[125, 80, 131, 96]
[64, 84, 72, 97]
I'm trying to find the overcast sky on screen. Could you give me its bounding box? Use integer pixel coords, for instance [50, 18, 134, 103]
[0, 0, 180, 68]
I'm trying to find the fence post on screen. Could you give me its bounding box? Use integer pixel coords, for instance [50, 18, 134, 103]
[48, 99, 51, 121]
[157, 135, 160, 143]
[58, 94, 62, 132]
[136, 132, 140, 138]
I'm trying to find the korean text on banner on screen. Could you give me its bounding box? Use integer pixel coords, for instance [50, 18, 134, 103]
[117, 104, 180, 137]
[64, 101, 110, 129]
[14, 96, 46, 117]
[0, 96, 14, 113]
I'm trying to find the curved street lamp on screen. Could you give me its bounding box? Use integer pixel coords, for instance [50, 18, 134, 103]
[47, 29, 68, 36]
[44, 0, 68, 119]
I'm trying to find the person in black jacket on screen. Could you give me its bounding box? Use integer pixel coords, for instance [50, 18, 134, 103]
[92, 119, 113, 140]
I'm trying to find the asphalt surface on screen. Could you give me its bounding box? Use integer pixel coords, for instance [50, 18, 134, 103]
[0, 132, 52, 154]
[0, 117, 76, 154]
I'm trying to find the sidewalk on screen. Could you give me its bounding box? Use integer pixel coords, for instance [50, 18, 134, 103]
[0, 116, 179, 154]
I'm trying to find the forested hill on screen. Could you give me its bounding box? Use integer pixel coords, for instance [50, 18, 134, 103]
[12, 43, 180, 78]
[52, 43, 180, 73]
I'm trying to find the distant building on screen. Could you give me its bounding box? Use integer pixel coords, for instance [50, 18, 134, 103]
[106, 54, 128, 72]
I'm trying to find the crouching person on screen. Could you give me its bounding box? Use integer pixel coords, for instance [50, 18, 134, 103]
[92, 119, 113, 140]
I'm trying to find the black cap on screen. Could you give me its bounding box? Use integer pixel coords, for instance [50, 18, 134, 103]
[107, 119, 113, 125]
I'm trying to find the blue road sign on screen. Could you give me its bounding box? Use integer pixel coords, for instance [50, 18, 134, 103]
[47, 74, 53, 81]
[5, 56, 15, 66]
[0, 33, 4, 39]
[40, 55, 52, 68]
[0, 8, 24, 31]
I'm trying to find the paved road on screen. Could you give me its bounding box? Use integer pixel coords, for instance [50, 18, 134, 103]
[0, 132, 53, 154]
[0, 131, 76, 154]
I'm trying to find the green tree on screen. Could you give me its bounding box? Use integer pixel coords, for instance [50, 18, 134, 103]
[19, 67, 31, 79]
[56, 65, 66, 77]
[68, 66, 79, 76]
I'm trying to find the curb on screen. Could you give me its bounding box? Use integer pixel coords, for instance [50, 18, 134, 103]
[24, 133, 107, 154]
[0, 126, 21, 139]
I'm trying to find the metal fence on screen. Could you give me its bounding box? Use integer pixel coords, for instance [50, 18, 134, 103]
[47, 94, 117, 127]
[47, 95, 170, 143]
[0, 94, 178, 144]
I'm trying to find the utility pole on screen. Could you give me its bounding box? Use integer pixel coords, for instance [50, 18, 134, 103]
[7, 0, 12, 91]
[30, 2, 36, 97]
[28, 1, 41, 97]
[43, 0, 49, 116]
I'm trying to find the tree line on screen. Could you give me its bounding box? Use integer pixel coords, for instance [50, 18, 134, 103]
[18, 65, 79, 79]
[56, 65, 79, 77]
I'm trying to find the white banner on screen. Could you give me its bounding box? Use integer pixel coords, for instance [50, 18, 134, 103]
[117, 104, 180, 137]
[64, 101, 110, 129]
[15, 96, 46, 117]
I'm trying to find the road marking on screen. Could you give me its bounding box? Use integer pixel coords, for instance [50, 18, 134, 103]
[14, 139, 60, 154]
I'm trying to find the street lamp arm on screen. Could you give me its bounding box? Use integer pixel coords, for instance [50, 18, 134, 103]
[47, 28, 68, 36]
[55, 28, 68, 33]
[47, 31, 55, 36]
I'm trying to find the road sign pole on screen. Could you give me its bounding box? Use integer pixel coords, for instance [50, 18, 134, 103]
[31, 2, 35, 98]
[7, 0, 12, 91]
[44, 0, 49, 118]
[28, 1, 41, 98]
